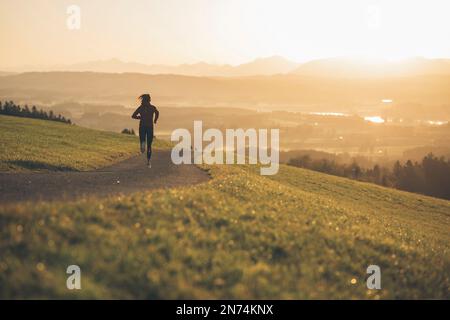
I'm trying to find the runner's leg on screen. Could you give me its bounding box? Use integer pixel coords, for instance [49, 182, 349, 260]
[146, 127, 153, 161]
[139, 126, 146, 153]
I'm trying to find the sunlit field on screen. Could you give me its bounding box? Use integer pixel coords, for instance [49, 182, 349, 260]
[1, 0, 450, 304]
[1, 150, 448, 298]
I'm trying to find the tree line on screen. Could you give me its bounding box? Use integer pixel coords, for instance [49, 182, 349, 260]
[288, 153, 450, 200]
[0, 100, 71, 124]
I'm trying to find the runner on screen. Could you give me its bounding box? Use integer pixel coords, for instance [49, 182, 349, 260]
[131, 94, 159, 168]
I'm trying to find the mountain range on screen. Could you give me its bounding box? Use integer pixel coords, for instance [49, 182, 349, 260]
[292, 57, 450, 78]
[3, 56, 450, 78]
[5, 56, 299, 77]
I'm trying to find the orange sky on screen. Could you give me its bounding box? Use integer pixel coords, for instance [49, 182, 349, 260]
[1, 0, 449, 68]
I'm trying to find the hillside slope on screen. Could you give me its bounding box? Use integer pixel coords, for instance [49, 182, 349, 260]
[0, 160, 448, 299]
[0, 115, 169, 171]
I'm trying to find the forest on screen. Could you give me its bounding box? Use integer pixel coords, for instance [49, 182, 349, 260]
[288, 153, 450, 200]
[0, 101, 71, 124]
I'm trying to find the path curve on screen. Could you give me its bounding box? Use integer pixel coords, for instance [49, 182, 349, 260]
[0, 150, 209, 203]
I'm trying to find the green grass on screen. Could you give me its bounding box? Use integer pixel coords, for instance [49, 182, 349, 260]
[0, 162, 449, 299]
[0, 115, 449, 299]
[0, 115, 171, 171]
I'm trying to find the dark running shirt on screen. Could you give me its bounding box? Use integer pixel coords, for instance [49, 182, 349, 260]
[132, 104, 159, 128]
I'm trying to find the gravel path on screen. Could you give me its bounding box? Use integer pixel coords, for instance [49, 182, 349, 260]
[0, 150, 209, 203]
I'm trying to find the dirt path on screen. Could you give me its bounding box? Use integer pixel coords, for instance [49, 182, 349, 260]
[0, 150, 209, 203]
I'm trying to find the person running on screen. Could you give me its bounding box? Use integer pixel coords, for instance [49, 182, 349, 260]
[131, 94, 159, 168]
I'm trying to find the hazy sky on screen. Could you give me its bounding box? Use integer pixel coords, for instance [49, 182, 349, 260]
[1, 0, 449, 68]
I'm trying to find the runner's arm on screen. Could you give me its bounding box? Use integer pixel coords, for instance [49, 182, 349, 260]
[154, 107, 159, 124]
[131, 106, 141, 119]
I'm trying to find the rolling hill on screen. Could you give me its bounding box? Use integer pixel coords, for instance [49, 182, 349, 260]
[0, 115, 137, 171]
[0, 72, 16, 77]
[1, 71, 449, 110]
[0, 116, 448, 299]
[0, 115, 168, 171]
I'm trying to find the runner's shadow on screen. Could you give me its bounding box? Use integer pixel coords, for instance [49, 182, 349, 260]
[6, 160, 75, 171]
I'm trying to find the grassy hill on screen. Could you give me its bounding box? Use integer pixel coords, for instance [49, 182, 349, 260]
[0, 116, 449, 299]
[0, 115, 169, 171]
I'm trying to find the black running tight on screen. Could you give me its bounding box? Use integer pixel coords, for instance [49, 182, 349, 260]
[139, 126, 154, 160]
